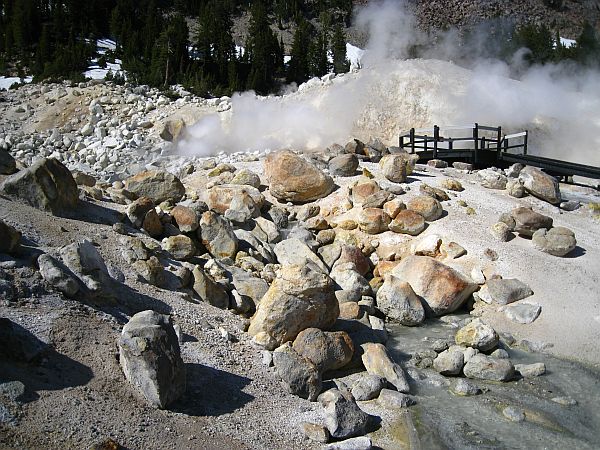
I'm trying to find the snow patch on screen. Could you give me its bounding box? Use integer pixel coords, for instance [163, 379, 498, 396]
[560, 37, 576, 48]
[347, 43, 365, 69]
[0, 76, 33, 91]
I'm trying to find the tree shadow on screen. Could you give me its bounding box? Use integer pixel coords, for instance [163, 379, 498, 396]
[171, 363, 254, 416]
[0, 319, 93, 404]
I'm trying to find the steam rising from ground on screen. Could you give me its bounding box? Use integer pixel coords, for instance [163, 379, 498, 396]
[178, 0, 600, 166]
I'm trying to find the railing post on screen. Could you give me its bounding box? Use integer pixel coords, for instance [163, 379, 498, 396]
[473, 123, 479, 165]
[503, 137, 508, 160]
[497, 126, 502, 160]
[448, 139, 453, 152]
[433, 125, 439, 159]
[523, 130, 528, 155]
[410, 128, 415, 154]
[399, 135, 404, 149]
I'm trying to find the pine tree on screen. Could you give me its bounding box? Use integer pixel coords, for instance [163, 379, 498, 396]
[331, 23, 349, 74]
[308, 30, 328, 77]
[246, 1, 279, 94]
[575, 21, 600, 67]
[287, 18, 312, 84]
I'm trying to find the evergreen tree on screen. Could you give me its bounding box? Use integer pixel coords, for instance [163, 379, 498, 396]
[308, 30, 329, 77]
[246, 1, 280, 94]
[331, 23, 349, 73]
[287, 18, 312, 84]
[575, 21, 600, 67]
[514, 23, 554, 65]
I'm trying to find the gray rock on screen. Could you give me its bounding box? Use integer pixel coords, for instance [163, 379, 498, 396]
[274, 238, 328, 273]
[349, 374, 386, 401]
[491, 349, 510, 359]
[361, 343, 410, 393]
[331, 263, 372, 303]
[125, 170, 185, 203]
[199, 211, 238, 259]
[120, 236, 151, 263]
[273, 342, 322, 401]
[230, 169, 261, 188]
[449, 378, 481, 396]
[0, 149, 17, 174]
[60, 240, 114, 300]
[551, 396, 577, 406]
[519, 166, 561, 204]
[132, 256, 165, 287]
[380, 154, 417, 183]
[515, 363, 546, 377]
[192, 266, 229, 309]
[505, 163, 524, 178]
[504, 302, 542, 324]
[506, 178, 525, 198]
[319, 385, 371, 439]
[0, 220, 21, 254]
[427, 159, 448, 168]
[477, 278, 534, 305]
[38, 254, 80, 297]
[463, 354, 514, 382]
[433, 346, 464, 375]
[510, 207, 553, 237]
[376, 275, 425, 326]
[453, 162, 473, 171]
[377, 388, 416, 408]
[362, 190, 392, 209]
[1, 158, 78, 214]
[489, 222, 512, 242]
[161, 235, 196, 261]
[302, 422, 330, 443]
[293, 328, 354, 373]
[324, 436, 372, 450]
[455, 318, 499, 352]
[329, 154, 359, 177]
[478, 168, 507, 189]
[532, 227, 577, 257]
[118, 311, 185, 409]
[560, 200, 580, 211]
[502, 406, 525, 422]
[126, 197, 155, 229]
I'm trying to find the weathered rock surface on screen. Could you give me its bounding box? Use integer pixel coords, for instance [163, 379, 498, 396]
[171, 205, 199, 232]
[198, 211, 238, 259]
[463, 354, 514, 382]
[391, 256, 477, 316]
[324, 437, 372, 450]
[264, 150, 334, 203]
[248, 262, 339, 349]
[532, 227, 577, 256]
[406, 195, 443, 221]
[0, 220, 21, 254]
[125, 170, 185, 203]
[292, 328, 354, 373]
[1, 158, 78, 214]
[377, 389, 416, 408]
[515, 362, 546, 377]
[329, 154, 359, 176]
[519, 166, 561, 204]
[274, 238, 328, 273]
[478, 168, 507, 190]
[349, 374, 386, 401]
[504, 302, 542, 324]
[455, 319, 499, 352]
[510, 207, 553, 237]
[380, 153, 416, 183]
[376, 276, 425, 326]
[118, 311, 185, 409]
[192, 266, 229, 309]
[389, 210, 426, 235]
[162, 235, 196, 261]
[358, 208, 391, 234]
[38, 253, 80, 297]
[433, 346, 465, 375]
[449, 378, 481, 396]
[361, 343, 410, 393]
[205, 184, 264, 218]
[273, 342, 322, 401]
[477, 278, 533, 305]
[0, 149, 17, 174]
[319, 386, 371, 439]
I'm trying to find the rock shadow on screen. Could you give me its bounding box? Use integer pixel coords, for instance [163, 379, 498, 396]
[563, 246, 586, 258]
[63, 199, 124, 226]
[0, 320, 93, 404]
[171, 363, 254, 416]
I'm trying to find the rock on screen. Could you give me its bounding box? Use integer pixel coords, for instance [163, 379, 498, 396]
[118, 311, 185, 409]
[0, 149, 17, 174]
[463, 354, 514, 382]
[362, 190, 392, 209]
[377, 389, 416, 408]
[389, 210, 426, 235]
[532, 227, 576, 257]
[0, 220, 21, 254]
[302, 422, 330, 443]
[142, 209, 163, 238]
[274, 238, 328, 273]
[453, 162, 473, 171]
[329, 154, 359, 176]
[427, 159, 448, 169]
[490, 222, 512, 242]
[478, 168, 507, 189]
[192, 266, 229, 309]
[515, 363, 546, 377]
[492, 349, 510, 359]
[273, 342, 322, 401]
[264, 150, 334, 203]
[382, 198, 405, 219]
[352, 179, 380, 204]
[324, 436, 372, 450]
[412, 234, 442, 256]
[455, 318, 499, 352]
[380, 154, 417, 183]
[38, 254, 80, 297]
[376, 276, 425, 326]
[337, 246, 371, 277]
[159, 118, 186, 142]
[331, 263, 372, 303]
[162, 235, 196, 261]
[506, 163, 525, 178]
[443, 242, 466, 259]
[361, 343, 410, 393]
[206, 184, 264, 217]
[420, 183, 449, 201]
[433, 346, 464, 375]
[504, 302, 542, 324]
[441, 179, 464, 191]
[132, 256, 165, 287]
[230, 169, 261, 188]
[502, 406, 525, 422]
[560, 200, 580, 211]
[171, 205, 199, 232]
[551, 396, 577, 406]
[73, 171, 96, 187]
[293, 328, 354, 373]
[60, 240, 113, 298]
[477, 278, 533, 305]
[126, 197, 155, 228]
[506, 178, 525, 198]
[358, 208, 391, 234]
[449, 378, 481, 396]
[510, 207, 553, 237]
[248, 262, 339, 349]
[320, 386, 371, 439]
[519, 166, 561, 204]
[406, 195, 443, 221]
[349, 374, 386, 401]
[199, 211, 238, 259]
[1, 158, 78, 214]
[125, 170, 185, 203]
[391, 256, 477, 316]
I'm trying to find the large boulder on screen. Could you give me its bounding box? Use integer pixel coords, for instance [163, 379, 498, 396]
[248, 262, 339, 350]
[519, 166, 561, 204]
[118, 311, 185, 409]
[532, 227, 576, 256]
[319, 386, 371, 439]
[125, 170, 185, 203]
[274, 238, 328, 273]
[376, 276, 425, 326]
[380, 154, 417, 183]
[329, 154, 359, 177]
[390, 256, 477, 316]
[198, 211, 238, 259]
[361, 343, 410, 393]
[509, 207, 553, 237]
[273, 342, 322, 401]
[264, 150, 334, 203]
[292, 328, 354, 373]
[0, 158, 77, 214]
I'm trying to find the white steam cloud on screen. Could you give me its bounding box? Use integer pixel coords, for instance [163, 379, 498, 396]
[177, 0, 600, 166]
